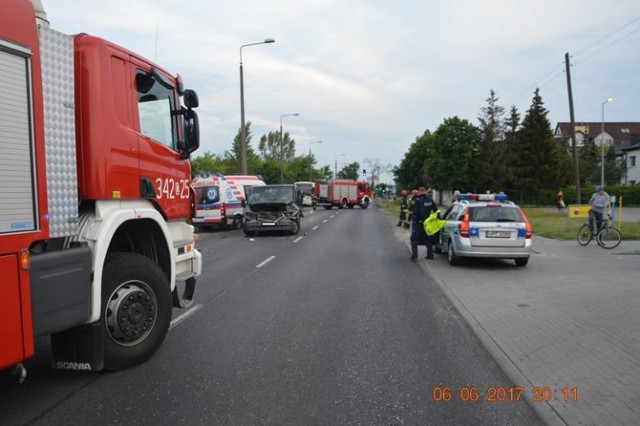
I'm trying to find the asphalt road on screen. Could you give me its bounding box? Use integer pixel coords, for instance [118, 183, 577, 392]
[0, 206, 542, 425]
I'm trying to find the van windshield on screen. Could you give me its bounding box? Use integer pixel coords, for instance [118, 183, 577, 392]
[248, 186, 294, 204]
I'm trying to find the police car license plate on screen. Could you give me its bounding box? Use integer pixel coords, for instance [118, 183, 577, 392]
[487, 230, 510, 238]
[262, 222, 276, 226]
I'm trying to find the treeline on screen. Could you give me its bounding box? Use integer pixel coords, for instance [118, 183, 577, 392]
[393, 89, 627, 204]
[190, 122, 361, 183]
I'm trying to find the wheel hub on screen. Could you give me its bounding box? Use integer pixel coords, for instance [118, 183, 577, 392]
[106, 281, 157, 346]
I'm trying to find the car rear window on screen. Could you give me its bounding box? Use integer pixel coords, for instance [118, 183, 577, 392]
[469, 206, 522, 222]
[195, 186, 220, 204]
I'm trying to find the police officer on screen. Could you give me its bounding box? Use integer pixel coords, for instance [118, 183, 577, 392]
[410, 187, 438, 261]
[397, 190, 409, 227]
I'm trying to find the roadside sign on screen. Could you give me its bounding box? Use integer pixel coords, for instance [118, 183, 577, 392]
[568, 205, 590, 218]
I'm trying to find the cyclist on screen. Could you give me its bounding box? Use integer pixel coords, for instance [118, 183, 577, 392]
[588, 185, 610, 236]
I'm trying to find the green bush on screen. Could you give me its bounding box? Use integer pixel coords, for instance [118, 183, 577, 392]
[501, 185, 640, 206]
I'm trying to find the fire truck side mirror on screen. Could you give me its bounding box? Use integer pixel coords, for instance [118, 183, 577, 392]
[183, 89, 199, 109]
[180, 109, 200, 159]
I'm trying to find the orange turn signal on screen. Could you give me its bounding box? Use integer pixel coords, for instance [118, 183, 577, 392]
[20, 250, 30, 271]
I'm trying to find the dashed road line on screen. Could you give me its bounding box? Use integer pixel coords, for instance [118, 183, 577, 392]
[170, 304, 203, 329]
[293, 236, 303, 243]
[256, 255, 276, 268]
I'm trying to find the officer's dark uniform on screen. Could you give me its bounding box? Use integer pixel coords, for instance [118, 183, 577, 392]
[410, 189, 437, 261]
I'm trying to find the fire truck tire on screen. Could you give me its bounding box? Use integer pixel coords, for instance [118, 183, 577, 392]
[324, 206, 332, 210]
[340, 198, 348, 209]
[101, 252, 172, 370]
[347, 204, 355, 209]
[361, 198, 370, 209]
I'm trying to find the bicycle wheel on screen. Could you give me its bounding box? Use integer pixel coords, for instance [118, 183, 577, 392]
[577, 224, 592, 246]
[597, 227, 622, 249]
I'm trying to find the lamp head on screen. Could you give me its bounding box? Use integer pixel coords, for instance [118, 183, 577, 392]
[264, 38, 275, 43]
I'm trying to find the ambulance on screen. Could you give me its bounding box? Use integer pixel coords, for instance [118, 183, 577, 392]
[192, 173, 265, 229]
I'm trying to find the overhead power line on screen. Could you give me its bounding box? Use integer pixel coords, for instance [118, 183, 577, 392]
[508, 14, 640, 109]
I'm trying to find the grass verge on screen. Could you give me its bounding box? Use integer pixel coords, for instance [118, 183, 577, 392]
[374, 199, 640, 240]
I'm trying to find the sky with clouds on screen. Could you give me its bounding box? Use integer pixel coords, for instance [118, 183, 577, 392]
[43, 0, 640, 182]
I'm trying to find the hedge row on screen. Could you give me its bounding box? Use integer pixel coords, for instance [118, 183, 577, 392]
[501, 185, 640, 207]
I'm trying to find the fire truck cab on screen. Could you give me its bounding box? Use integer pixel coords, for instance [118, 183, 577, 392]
[1, 0, 202, 377]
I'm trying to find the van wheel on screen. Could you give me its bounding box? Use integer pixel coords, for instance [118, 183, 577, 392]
[232, 215, 243, 230]
[102, 252, 171, 370]
[515, 258, 529, 267]
[290, 219, 300, 235]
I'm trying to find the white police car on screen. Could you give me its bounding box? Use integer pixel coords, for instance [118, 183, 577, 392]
[436, 193, 533, 266]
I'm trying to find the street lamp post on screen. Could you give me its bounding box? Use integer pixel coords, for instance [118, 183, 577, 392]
[240, 38, 275, 175]
[601, 97, 613, 187]
[308, 140, 322, 181]
[280, 113, 299, 183]
[334, 154, 345, 178]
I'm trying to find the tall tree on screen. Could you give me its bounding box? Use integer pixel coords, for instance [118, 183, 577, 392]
[393, 130, 432, 190]
[225, 122, 260, 173]
[476, 89, 507, 191]
[425, 117, 478, 191]
[502, 105, 521, 190]
[512, 88, 571, 193]
[258, 131, 296, 161]
[337, 161, 361, 179]
[190, 151, 224, 177]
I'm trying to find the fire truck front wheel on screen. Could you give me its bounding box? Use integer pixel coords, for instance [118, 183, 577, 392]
[102, 252, 172, 370]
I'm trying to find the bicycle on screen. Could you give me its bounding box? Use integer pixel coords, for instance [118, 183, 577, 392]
[577, 212, 622, 249]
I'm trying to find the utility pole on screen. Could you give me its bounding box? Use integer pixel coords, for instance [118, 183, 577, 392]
[565, 52, 581, 204]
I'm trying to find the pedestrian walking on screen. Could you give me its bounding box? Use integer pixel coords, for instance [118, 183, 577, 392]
[410, 187, 438, 261]
[397, 190, 409, 227]
[555, 191, 566, 213]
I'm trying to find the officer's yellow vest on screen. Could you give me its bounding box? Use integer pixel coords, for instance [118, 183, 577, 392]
[424, 210, 446, 236]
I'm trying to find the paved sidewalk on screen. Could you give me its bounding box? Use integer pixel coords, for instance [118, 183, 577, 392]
[384, 207, 640, 425]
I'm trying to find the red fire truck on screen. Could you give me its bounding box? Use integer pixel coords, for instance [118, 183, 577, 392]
[314, 179, 372, 209]
[0, 0, 202, 379]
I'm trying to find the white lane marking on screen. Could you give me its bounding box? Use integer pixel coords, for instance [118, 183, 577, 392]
[256, 255, 276, 268]
[323, 219, 328, 223]
[293, 236, 303, 243]
[170, 304, 203, 329]
[312, 225, 319, 231]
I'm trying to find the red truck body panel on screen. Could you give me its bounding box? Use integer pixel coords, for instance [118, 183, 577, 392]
[0, 0, 46, 370]
[314, 179, 372, 208]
